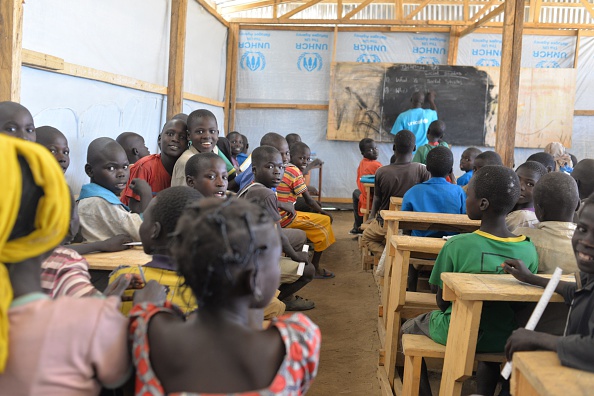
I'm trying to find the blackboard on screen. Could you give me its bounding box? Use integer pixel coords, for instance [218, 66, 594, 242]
[328, 62, 492, 146]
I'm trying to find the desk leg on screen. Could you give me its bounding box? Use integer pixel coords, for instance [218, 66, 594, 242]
[439, 298, 483, 396]
[381, 220, 400, 322]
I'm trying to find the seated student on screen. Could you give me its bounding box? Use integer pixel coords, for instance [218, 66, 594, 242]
[545, 141, 573, 173]
[286, 133, 302, 148]
[238, 133, 250, 164]
[127, 198, 321, 394]
[402, 146, 466, 238]
[361, 130, 430, 256]
[36, 126, 70, 173]
[572, 159, 594, 204]
[280, 141, 336, 279]
[185, 152, 228, 199]
[460, 150, 504, 194]
[402, 165, 538, 396]
[227, 131, 245, 167]
[457, 147, 482, 187]
[238, 146, 315, 311]
[116, 132, 150, 165]
[120, 119, 188, 211]
[0, 135, 135, 394]
[527, 151, 556, 173]
[503, 193, 594, 373]
[412, 120, 448, 165]
[0, 101, 36, 142]
[506, 161, 548, 232]
[78, 137, 151, 242]
[352, 138, 382, 235]
[109, 186, 201, 316]
[171, 109, 235, 187]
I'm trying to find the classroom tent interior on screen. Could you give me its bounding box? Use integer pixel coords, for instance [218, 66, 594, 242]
[6, 0, 594, 199]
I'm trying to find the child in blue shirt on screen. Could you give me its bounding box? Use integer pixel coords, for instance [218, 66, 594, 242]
[457, 147, 482, 187]
[402, 146, 466, 238]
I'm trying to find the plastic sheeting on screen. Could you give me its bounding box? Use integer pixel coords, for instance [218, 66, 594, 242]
[576, 37, 594, 111]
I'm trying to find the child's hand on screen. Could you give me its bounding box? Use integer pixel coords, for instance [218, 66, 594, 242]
[104, 273, 143, 299]
[291, 251, 310, 264]
[133, 280, 168, 306]
[307, 185, 319, 196]
[501, 259, 533, 283]
[321, 210, 333, 223]
[505, 328, 558, 361]
[309, 158, 324, 169]
[426, 91, 436, 102]
[278, 201, 296, 218]
[97, 234, 133, 252]
[129, 178, 151, 196]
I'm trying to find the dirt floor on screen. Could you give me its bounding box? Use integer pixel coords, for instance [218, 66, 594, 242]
[299, 210, 381, 395]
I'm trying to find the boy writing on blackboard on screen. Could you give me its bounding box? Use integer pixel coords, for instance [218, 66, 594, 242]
[390, 91, 437, 151]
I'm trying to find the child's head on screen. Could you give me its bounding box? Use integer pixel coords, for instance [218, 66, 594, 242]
[187, 109, 219, 153]
[290, 142, 311, 173]
[526, 152, 556, 173]
[241, 134, 249, 154]
[532, 172, 579, 223]
[0, 101, 35, 142]
[427, 120, 446, 143]
[260, 132, 290, 165]
[460, 147, 482, 172]
[252, 146, 284, 189]
[467, 165, 520, 220]
[171, 198, 282, 308]
[473, 150, 503, 172]
[185, 153, 228, 199]
[36, 126, 70, 173]
[285, 133, 302, 148]
[85, 137, 130, 195]
[571, 159, 594, 200]
[227, 131, 245, 157]
[159, 119, 188, 160]
[171, 113, 189, 123]
[515, 161, 547, 208]
[573, 193, 594, 274]
[116, 132, 150, 164]
[426, 146, 453, 178]
[393, 130, 416, 155]
[139, 186, 202, 255]
[359, 138, 378, 161]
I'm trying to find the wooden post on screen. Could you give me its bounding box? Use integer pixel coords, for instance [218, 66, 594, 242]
[574, 29, 582, 69]
[495, 0, 525, 168]
[0, 0, 23, 102]
[166, 0, 188, 120]
[226, 23, 239, 132]
[447, 27, 459, 65]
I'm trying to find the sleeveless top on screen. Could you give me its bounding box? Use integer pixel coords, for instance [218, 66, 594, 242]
[129, 303, 321, 396]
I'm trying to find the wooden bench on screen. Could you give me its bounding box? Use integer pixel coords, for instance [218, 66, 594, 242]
[84, 247, 151, 271]
[389, 196, 403, 211]
[511, 351, 594, 396]
[401, 334, 505, 396]
[362, 182, 374, 222]
[360, 197, 403, 271]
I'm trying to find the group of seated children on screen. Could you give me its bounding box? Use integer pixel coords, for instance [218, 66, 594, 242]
[0, 100, 324, 395]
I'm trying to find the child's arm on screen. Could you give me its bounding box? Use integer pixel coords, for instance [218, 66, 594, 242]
[303, 158, 324, 176]
[128, 178, 152, 214]
[279, 224, 309, 263]
[69, 234, 133, 255]
[368, 193, 381, 220]
[435, 286, 450, 312]
[278, 201, 296, 219]
[426, 91, 437, 111]
[502, 259, 575, 296]
[301, 190, 333, 220]
[505, 328, 559, 361]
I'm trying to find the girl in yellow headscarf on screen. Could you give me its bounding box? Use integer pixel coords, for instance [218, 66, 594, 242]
[0, 135, 132, 395]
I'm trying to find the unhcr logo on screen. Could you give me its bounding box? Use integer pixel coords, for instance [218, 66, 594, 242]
[297, 52, 323, 72]
[476, 58, 500, 67]
[416, 56, 439, 65]
[240, 52, 266, 71]
[357, 54, 381, 63]
[536, 60, 560, 68]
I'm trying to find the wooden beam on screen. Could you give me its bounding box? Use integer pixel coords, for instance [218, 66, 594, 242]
[167, 0, 188, 120]
[447, 26, 459, 65]
[342, 0, 376, 20]
[236, 103, 329, 110]
[459, 2, 504, 37]
[404, 0, 432, 20]
[332, 25, 338, 62]
[574, 110, 594, 116]
[273, 0, 278, 18]
[463, 0, 470, 21]
[578, 0, 594, 20]
[395, 0, 404, 20]
[22, 49, 64, 71]
[194, 0, 229, 27]
[532, 0, 543, 23]
[228, 23, 240, 131]
[337, 0, 343, 18]
[468, 0, 500, 22]
[183, 92, 225, 108]
[495, 0, 525, 168]
[574, 29, 582, 69]
[280, 0, 324, 19]
[0, 0, 23, 102]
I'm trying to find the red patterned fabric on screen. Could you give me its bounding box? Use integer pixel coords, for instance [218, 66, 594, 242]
[128, 304, 321, 396]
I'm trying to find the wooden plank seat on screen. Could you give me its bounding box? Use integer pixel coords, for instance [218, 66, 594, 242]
[402, 334, 506, 396]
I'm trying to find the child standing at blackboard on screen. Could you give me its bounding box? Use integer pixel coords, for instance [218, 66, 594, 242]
[412, 120, 448, 165]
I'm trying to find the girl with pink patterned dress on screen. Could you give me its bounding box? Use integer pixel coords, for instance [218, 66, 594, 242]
[128, 198, 321, 395]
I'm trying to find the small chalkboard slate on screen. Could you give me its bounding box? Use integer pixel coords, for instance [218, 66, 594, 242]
[381, 64, 490, 146]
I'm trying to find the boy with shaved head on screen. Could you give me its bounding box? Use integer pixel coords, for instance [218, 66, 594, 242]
[116, 132, 150, 165]
[78, 137, 152, 242]
[0, 101, 36, 142]
[36, 126, 70, 173]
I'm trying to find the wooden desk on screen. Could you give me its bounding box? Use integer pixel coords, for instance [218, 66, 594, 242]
[84, 247, 151, 271]
[362, 182, 374, 222]
[512, 351, 594, 396]
[440, 273, 570, 396]
[381, 236, 446, 391]
[389, 197, 403, 211]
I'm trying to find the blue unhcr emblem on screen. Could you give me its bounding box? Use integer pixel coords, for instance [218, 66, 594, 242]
[240, 52, 266, 71]
[416, 56, 439, 65]
[476, 58, 500, 67]
[297, 52, 323, 72]
[356, 54, 381, 63]
[535, 60, 560, 68]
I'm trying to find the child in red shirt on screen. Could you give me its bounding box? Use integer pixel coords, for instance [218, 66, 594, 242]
[352, 138, 382, 234]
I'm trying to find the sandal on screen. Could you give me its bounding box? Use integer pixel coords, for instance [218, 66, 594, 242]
[283, 296, 315, 311]
[314, 269, 335, 279]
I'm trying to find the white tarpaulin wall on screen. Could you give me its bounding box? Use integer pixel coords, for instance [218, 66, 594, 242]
[20, 0, 228, 194]
[235, 29, 594, 199]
